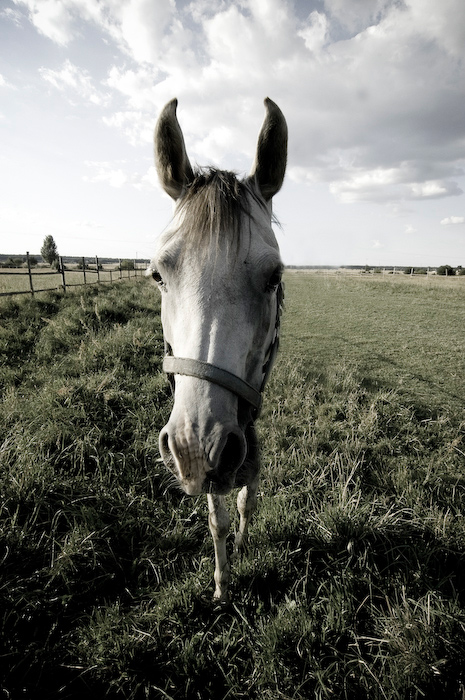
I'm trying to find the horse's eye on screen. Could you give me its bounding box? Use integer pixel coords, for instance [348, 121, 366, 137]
[152, 270, 164, 286]
[267, 267, 282, 292]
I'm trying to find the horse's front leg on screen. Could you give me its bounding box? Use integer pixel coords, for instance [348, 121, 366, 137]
[207, 494, 230, 602]
[234, 475, 258, 556]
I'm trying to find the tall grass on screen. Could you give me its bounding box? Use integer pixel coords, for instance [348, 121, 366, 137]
[1, 274, 465, 699]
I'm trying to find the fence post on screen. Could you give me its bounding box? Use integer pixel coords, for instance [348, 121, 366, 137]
[60, 257, 66, 293]
[26, 251, 34, 297]
[110, 268, 113, 283]
[95, 256, 100, 283]
[119, 259, 122, 279]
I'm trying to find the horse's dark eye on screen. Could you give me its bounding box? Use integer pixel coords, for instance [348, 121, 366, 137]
[152, 270, 164, 286]
[267, 268, 282, 291]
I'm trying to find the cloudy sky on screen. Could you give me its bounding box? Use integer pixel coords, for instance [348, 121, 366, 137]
[1, 0, 464, 266]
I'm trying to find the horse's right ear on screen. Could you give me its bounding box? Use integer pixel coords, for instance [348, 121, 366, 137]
[154, 98, 194, 200]
[250, 98, 288, 201]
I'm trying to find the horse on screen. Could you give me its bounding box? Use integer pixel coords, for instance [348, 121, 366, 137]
[149, 97, 287, 602]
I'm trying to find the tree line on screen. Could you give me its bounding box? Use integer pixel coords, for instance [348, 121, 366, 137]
[0, 236, 143, 271]
[1, 237, 463, 275]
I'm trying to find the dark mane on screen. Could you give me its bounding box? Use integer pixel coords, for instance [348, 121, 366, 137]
[176, 168, 256, 253]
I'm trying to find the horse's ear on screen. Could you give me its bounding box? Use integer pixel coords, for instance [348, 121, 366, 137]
[154, 98, 194, 200]
[250, 98, 288, 201]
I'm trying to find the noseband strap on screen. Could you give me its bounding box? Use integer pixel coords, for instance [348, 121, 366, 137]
[162, 282, 283, 419]
[162, 356, 262, 412]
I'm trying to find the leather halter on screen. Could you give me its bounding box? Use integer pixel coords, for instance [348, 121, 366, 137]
[163, 282, 283, 419]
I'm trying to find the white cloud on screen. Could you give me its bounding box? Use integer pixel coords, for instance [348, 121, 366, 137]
[83, 161, 128, 188]
[40, 59, 110, 106]
[298, 11, 328, 53]
[74, 219, 105, 229]
[13, 0, 76, 45]
[117, 0, 176, 65]
[13, 0, 465, 209]
[441, 216, 465, 225]
[406, 0, 465, 57]
[83, 161, 157, 190]
[405, 225, 417, 234]
[105, 66, 156, 110]
[0, 205, 42, 226]
[329, 167, 405, 203]
[323, 0, 396, 36]
[137, 166, 158, 190]
[102, 111, 152, 147]
[410, 181, 462, 199]
[1, 7, 23, 26]
[0, 73, 16, 89]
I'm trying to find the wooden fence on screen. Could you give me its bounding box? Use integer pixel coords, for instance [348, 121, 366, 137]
[0, 253, 148, 298]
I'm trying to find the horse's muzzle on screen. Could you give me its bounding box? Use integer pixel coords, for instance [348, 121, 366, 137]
[159, 422, 247, 496]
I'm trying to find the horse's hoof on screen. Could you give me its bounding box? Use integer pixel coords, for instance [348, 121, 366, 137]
[213, 591, 230, 607]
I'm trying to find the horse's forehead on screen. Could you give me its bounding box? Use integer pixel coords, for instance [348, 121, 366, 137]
[155, 207, 279, 272]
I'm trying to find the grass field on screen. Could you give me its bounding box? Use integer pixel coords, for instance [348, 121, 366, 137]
[0, 265, 139, 295]
[1, 273, 465, 699]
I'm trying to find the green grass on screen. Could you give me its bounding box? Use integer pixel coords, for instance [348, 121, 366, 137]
[0, 267, 63, 294]
[1, 273, 465, 699]
[285, 272, 465, 411]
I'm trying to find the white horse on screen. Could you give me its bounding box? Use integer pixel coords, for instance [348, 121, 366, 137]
[149, 97, 287, 602]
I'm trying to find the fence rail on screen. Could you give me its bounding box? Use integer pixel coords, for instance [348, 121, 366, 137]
[0, 254, 148, 298]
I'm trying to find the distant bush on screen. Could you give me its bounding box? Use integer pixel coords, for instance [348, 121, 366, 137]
[437, 265, 456, 276]
[0, 257, 25, 268]
[76, 260, 103, 270]
[120, 259, 135, 270]
[402, 267, 427, 275]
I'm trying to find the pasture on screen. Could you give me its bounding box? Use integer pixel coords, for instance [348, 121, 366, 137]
[0, 264, 142, 297]
[1, 273, 465, 699]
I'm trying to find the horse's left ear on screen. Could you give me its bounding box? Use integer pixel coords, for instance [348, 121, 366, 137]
[154, 98, 194, 200]
[249, 98, 288, 201]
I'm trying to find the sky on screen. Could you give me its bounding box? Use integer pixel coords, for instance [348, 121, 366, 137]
[0, 0, 464, 267]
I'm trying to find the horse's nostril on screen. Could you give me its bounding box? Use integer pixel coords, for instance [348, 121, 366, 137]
[218, 429, 247, 473]
[159, 427, 173, 469]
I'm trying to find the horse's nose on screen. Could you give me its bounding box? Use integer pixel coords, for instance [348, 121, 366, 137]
[159, 423, 247, 495]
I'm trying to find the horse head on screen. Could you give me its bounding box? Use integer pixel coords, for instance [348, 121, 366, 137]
[150, 98, 287, 498]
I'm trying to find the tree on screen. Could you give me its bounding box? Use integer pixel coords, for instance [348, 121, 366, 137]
[41, 235, 59, 267]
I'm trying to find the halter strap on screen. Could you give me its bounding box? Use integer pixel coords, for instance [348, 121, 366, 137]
[162, 356, 262, 411]
[162, 282, 283, 419]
